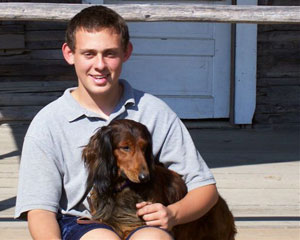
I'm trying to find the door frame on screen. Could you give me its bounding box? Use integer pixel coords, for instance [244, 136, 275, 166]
[231, 0, 257, 124]
[82, 0, 258, 124]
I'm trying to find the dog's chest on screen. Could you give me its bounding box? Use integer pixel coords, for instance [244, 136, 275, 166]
[114, 187, 145, 211]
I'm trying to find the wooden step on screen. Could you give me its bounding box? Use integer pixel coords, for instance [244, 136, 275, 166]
[1, 123, 299, 239]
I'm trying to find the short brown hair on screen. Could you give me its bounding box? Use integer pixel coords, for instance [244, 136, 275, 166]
[65, 6, 130, 52]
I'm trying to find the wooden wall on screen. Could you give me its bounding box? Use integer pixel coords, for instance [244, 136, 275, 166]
[254, 0, 300, 126]
[0, 0, 299, 127]
[0, 0, 79, 122]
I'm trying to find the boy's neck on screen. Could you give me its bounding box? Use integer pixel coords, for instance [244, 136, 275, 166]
[71, 83, 123, 120]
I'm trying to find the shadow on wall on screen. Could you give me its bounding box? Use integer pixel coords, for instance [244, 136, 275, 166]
[0, 116, 299, 216]
[0, 122, 28, 161]
[1, 119, 299, 168]
[189, 127, 300, 169]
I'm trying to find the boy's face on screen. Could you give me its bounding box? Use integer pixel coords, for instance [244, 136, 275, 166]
[62, 27, 132, 98]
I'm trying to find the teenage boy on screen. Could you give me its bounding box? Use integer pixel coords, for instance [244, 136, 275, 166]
[15, 5, 218, 240]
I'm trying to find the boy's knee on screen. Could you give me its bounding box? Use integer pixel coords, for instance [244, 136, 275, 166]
[128, 227, 173, 240]
[80, 228, 121, 240]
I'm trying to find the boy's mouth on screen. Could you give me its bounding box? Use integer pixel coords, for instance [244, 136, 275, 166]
[95, 76, 104, 79]
[90, 74, 110, 84]
[91, 74, 108, 79]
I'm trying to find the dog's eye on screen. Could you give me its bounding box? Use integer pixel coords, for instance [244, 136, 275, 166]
[120, 146, 130, 152]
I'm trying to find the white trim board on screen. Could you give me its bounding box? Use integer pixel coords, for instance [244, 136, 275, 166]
[234, 0, 257, 124]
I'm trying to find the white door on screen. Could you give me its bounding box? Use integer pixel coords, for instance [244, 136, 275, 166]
[83, 0, 232, 119]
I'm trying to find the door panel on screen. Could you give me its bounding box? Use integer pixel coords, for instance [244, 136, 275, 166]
[131, 38, 214, 56]
[121, 20, 231, 119]
[95, 0, 231, 118]
[123, 56, 212, 96]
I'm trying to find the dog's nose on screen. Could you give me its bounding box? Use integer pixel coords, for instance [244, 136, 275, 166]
[138, 173, 150, 183]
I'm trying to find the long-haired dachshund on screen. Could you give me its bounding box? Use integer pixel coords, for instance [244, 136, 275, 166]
[83, 119, 236, 240]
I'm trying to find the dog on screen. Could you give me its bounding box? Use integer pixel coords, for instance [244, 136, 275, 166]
[82, 119, 236, 240]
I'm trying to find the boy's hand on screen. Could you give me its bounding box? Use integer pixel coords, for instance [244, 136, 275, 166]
[136, 201, 176, 230]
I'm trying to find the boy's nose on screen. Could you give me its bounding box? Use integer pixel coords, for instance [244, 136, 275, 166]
[95, 56, 107, 70]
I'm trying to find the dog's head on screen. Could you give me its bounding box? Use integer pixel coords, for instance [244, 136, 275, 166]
[83, 119, 155, 195]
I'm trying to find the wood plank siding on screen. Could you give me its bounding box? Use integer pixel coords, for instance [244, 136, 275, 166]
[254, 0, 300, 126]
[0, 19, 76, 121]
[1, 2, 300, 23]
[0, 0, 299, 126]
[0, 0, 80, 121]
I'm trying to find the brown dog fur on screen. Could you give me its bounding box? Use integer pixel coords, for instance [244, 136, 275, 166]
[83, 119, 236, 240]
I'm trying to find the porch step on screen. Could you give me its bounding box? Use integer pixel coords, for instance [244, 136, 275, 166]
[0, 219, 299, 240]
[1, 123, 299, 240]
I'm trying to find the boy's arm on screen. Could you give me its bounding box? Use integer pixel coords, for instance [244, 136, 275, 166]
[168, 184, 218, 227]
[28, 209, 61, 240]
[136, 184, 218, 230]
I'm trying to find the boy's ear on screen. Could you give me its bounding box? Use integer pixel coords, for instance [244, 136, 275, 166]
[62, 43, 75, 65]
[123, 42, 133, 62]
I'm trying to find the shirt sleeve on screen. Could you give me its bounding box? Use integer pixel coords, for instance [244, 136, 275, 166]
[157, 117, 216, 191]
[15, 135, 63, 220]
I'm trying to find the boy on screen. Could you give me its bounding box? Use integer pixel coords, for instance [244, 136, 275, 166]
[15, 6, 218, 240]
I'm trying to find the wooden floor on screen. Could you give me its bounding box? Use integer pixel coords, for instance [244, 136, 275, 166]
[0, 123, 299, 239]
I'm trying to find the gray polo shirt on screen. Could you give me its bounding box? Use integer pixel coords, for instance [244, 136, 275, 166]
[15, 79, 215, 220]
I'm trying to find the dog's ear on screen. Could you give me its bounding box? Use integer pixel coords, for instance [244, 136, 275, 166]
[82, 126, 118, 197]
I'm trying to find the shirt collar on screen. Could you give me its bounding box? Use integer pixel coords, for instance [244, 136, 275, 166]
[64, 79, 135, 123]
[117, 79, 136, 109]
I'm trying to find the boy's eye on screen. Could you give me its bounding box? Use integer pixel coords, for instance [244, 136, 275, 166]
[84, 53, 92, 57]
[82, 52, 94, 58]
[106, 51, 117, 58]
